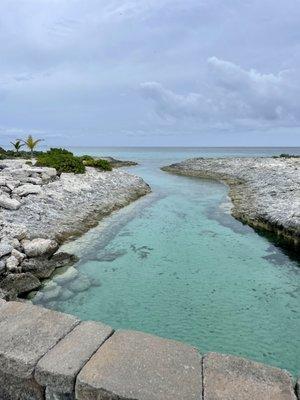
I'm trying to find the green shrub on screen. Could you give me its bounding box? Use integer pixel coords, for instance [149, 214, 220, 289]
[84, 158, 112, 171]
[36, 148, 85, 174]
[78, 154, 95, 162]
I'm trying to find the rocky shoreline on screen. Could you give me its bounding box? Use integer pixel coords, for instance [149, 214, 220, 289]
[162, 157, 300, 250]
[0, 158, 150, 300]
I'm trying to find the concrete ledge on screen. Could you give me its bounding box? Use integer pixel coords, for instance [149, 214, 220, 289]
[76, 329, 203, 400]
[0, 301, 298, 400]
[203, 352, 297, 400]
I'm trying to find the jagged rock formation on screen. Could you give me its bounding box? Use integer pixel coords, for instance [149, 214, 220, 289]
[0, 159, 150, 299]
[162, 157, 300, 249]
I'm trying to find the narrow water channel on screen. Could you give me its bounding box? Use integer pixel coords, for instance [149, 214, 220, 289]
[32, 147, 300, 376]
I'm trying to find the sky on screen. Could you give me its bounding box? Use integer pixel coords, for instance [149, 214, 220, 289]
[0, 0, 300, 147]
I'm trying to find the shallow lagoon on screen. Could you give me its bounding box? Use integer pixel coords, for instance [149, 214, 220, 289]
[34, 147, 300, 376]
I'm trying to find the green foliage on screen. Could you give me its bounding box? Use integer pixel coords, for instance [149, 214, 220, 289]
[84, 158, 112, 171]
[0, 148, 43, 159]
[10, 140, 24, 153]
[36, 148, 85, 174]
[78, 154, 95, 162]
[22, 135, 43, 157]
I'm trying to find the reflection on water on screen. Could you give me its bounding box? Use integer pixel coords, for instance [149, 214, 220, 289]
[31, 147, 300, 376]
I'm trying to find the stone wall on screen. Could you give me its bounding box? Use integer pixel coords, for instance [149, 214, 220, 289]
[0, 298, 298, 400]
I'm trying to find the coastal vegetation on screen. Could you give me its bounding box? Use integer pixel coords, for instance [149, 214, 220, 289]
[0, 140, 114, 173]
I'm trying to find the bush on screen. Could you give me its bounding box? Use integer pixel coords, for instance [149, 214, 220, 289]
[78, 154, 95, 162]
[36, 148, 85, 174]
[84, 158, 112, 171]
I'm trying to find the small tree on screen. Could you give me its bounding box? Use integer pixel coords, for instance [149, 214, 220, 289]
[22, 135, 43, 158]
[10, 140, 24, 155]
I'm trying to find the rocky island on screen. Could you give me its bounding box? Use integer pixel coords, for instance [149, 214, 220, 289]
[162, 156, 300, 250]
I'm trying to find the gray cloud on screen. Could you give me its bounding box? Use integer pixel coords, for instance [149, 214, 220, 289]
[141, 57, 300, 128]
[0, 0, 299, 146]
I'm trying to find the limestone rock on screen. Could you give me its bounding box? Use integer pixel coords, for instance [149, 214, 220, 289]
[35, 320, 112, 393]
[22, 238, 59, 257]
[203, 352, 297, 400]
[0, 272, 41, 295]
[21, 252, 77, 279]
[76, 330, 202, 400]
[0, 241, 13, 257]
[162, 157, 300, 248]
[11, 248, 26, 262]
[0, 195, 21, 210]
[13, 183, 42, 197]
[5, 255, 19, 271]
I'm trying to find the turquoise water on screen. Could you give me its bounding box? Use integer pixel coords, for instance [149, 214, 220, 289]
[34, 148, 300, 376]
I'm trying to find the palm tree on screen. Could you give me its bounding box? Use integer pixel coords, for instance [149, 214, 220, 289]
[10, 139, 24, 155]
[22, 135, 43, 158]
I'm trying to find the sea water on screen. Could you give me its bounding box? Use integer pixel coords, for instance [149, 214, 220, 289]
[34, 147, 300, 376]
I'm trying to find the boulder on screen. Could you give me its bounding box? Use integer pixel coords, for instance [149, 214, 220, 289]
[203, 352, 297, 400]
[0, 223, 28, 240]
[0, 273, 41, 296]
[13, 183, 42, 197]
[6, 255, 19, 271]
[26, 177, 43, 185]
[53, 266, 79, 285]
[22, 238, 59, 257]
[0, 241, 13, 257]
[0, 195, 21, 210]
[21, 252, 77, 279]
[76, 330, 202, 400]
[11, 248, 26, 262]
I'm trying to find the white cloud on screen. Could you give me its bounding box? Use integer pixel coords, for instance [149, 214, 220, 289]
[141, 58, 300, 128]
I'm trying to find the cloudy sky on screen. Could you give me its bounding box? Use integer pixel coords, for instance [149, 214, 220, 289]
[0, 0, 300, 147]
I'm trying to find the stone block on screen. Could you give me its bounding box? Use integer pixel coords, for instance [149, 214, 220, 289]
[76, 330, 202, 400]
[35, 320, 113, 393]
[0, 369, 44, 400]
[0, 301, 79, 378]
[203, 352, 297, 400]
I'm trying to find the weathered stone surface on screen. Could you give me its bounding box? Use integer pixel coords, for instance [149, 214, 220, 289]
[36, 320, 113, 393]
[0, 260, 6, 274]
[0, 370, 44, 400]
[0, 194, 21, 210]
[11, 248, 26, 262]
[21, 252, 77, 279]
[296, 378, 300, 399]
[162, 157, 300, 248]
[23, 238, 59, 257]
[203, 352, 297, 400]
[46, 387, 74, 400]
[52, 266, 79, 285]
[1, 159, 150, 241]
[0, 301, 79, 378]
[0, 272, 41, 295]
[76, 330, 202, 400]
[5, 254, 19, 270]
[13, 183, 42, 197]
[0, 241, 13, 257]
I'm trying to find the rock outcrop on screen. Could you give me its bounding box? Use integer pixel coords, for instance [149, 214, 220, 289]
[0, 158, 150, 298]
[162, 157, 300, 249]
